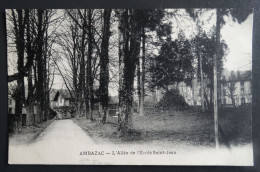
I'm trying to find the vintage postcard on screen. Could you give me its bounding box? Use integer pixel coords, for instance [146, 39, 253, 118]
[7, 8, 253, 165]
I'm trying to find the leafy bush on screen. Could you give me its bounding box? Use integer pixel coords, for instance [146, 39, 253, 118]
[155, 88, 189, 111]
[53, 106, 76, 115]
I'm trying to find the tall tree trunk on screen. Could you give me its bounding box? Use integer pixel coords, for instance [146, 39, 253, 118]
[43, 26, 48, 121]
[36, 9, 45, 124]
[214, 8, 221, 149]
[137, 52, 141, 113]
[118, 9, 129, 131]
[140, 26, 145, 116]
[118, 11, 125, 126]
[86, 9, 94, 120]
[100, 9, 112, 124]
[192, 79, 196, 105]
[26, 66, 35, 125]
[204, 90, 210, 109]
[26, 11, 35, 125]
[210, 79, 213, 109]
[199, 50, 205, 112]
[12, 9, 28, 130]
[118, 9, 141, 133]
[78, 10, 87, 119]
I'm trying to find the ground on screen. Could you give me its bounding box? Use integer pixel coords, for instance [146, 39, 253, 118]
[73, 105, 252, 147]
[8, 119, 54, 145]
[8, 106, 253, 165]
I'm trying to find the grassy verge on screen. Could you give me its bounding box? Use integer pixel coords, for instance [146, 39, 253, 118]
[73, 105, 252, 147]
[72, 118, 123, 144]
[8, 119, 55, 145]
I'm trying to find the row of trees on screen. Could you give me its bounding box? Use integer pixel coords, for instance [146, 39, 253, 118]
[7, 9, 58, 128]
[7, 9, 252, 147]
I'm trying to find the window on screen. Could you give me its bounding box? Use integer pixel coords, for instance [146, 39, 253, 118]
[9, 108, 12, 114]
[241, 88, 245, 95]
[241, 97, 245, 104]
[240, 81, 244, 87]
[8, 98, 12, 105]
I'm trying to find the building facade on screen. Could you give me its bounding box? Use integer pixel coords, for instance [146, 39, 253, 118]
[221, 70, 252, 106]
[52, 89, 74, 107]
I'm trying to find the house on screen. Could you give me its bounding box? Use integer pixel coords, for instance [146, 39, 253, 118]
[150, 70, 252, 108]
[8, 96, 28, 115]
[170, 70, 252, 107]
[221, 70, 252, 106]
[8, 84, 36, 127]
[8, 96, 16, 115]
[52, 89, 74, 107]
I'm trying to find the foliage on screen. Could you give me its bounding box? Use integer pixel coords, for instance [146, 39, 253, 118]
[155, 88, 189, 111]
[53, 106, 76, 115]
[226, 71, 237, 106]
[192, 29, 229, 83]
[150, 37, 194, 90]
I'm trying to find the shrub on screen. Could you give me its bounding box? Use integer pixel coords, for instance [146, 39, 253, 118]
[53, 106, 76, 115]
[155, 88, 189, 111]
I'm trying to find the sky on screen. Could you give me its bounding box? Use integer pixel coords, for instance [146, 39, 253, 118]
[168, 9, 253, 72]
[221, 13, 253, 71]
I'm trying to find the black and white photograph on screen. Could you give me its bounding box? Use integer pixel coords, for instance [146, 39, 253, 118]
[6, 8, 253, 165]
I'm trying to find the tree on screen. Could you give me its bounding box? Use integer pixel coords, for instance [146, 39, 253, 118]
[7, 10, 32, 83]
[214, 8, 252, 148]
[9, 9, 29, 130]
[99, 9, 112, 123]
[25, 10, 37, 126]
[54, 10, 86, 117]
[191, 30, 229, 110]
[226, 71, 237, 107]
[35, 9, 52, 123]
[7, 9, 55, 129]
[149, 37, 194, 92]
[65, 9, 111, 121]
[137, 9, 165, 115]
[118, 9, 142, 132]
[86, 9, 94, 120]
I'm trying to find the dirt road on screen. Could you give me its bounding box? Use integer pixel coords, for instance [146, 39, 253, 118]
[9, 119, 95, 164]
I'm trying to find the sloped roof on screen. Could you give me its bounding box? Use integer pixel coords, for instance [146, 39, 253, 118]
[240, 70, 251, 81]
[59, 89, 73, 98]
[53, 89, 73, 101]
[49, 89, 58, 100]
[222, 70, 251, 82]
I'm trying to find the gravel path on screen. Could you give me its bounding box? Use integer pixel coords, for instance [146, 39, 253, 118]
[9, 119, 95, 164]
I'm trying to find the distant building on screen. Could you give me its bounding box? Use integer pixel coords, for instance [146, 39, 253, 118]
[52, 89, 74, 107]
[51, 89, 120, 118]
[221, 70, 252, 106]
[8, 90, 36, 126]
[8, 96, 16, 114]
[8, 96, 28, 115]
[149, 70, 252, 108]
